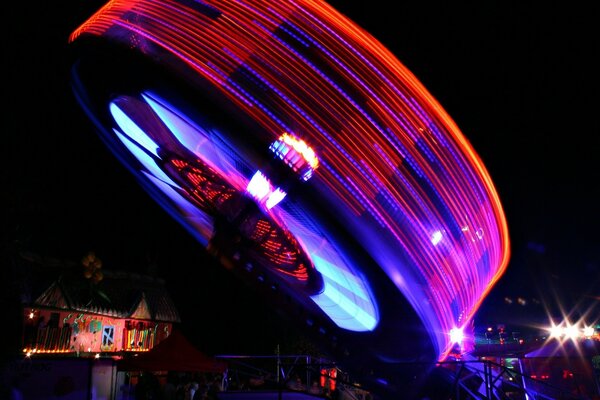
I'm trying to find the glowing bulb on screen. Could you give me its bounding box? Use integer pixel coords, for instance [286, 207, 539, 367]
[549, 325, 563, 338]
[583, 326, 594, 338]
[564, 324, 580, 340]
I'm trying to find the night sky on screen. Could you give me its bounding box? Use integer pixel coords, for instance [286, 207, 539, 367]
[5, 0, 599, 355]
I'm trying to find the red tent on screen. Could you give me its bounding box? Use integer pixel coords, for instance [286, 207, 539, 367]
[118, 329, 227, 373]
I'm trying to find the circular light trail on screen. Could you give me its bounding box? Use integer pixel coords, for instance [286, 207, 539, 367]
[68, 0, 510, 391]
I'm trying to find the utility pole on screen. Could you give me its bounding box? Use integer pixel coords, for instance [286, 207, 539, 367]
[277, 344, 282, 400]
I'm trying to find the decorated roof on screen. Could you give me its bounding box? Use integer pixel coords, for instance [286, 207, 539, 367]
[34, 269, 181, 323]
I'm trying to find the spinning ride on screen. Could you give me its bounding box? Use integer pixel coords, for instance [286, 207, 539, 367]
[69, 0, 510, 395]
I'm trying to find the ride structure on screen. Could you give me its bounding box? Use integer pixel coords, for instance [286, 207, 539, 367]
[68, 0, 510, 396]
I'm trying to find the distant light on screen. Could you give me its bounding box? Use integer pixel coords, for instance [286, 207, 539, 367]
[431, 230, 442, 245]
[548, 321, 586, 340]
[95, 353, 100, 359]
[449, 327, 464, 344]
[583, 326, 594, 338]
[549, 325, 563, 338]
[29, 311, 34, 319]
[564, 324, 580, 340]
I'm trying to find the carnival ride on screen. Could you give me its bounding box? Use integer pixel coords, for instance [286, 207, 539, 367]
[69, 0, 510, 396]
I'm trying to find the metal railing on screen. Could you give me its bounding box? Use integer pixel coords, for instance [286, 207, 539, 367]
[215, 354, 595, 400]
[437, 359, 593, 400]
[215, 354, 370, 399]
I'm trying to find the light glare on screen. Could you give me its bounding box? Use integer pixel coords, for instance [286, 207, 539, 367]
[431, 230, 442, 245]
[564, 324, 580, 340]
[583, 326, 594, 338]
[549, 325, 563, 338]
[449, 327, 464, 344]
